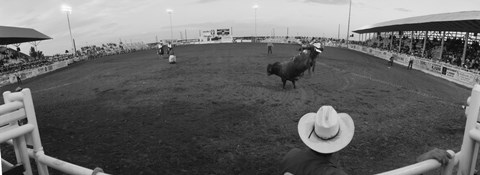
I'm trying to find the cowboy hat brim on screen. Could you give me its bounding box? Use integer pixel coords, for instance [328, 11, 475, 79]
[298, 112, 354, 154]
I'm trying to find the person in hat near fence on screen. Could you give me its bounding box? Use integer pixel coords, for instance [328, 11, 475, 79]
[280, 106, 452, 175]
[388, 55, 394, 67]
[157, 43, 164, 56]
[15, 73, 22, 86]
[408, 53, 415, 70]
[267, 42, 274, 54]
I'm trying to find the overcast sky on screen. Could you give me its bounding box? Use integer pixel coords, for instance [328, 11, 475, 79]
[2, 0, 479, 55]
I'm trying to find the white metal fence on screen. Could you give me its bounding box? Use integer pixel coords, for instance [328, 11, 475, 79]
[378, 84, 480, 175]
[0, 88, 109, 175]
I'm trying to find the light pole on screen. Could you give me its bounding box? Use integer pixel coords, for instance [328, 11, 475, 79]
[166, 9, 174, 41]
[62, 5, 76, 56]
[346, 0, 352, 47]
[253, 4, 259, 42]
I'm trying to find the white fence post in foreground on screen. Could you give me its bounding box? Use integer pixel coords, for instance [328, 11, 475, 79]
[0, 88, 109, 175]
[457, 84, 480, 175]
[378, 83, 480, 175]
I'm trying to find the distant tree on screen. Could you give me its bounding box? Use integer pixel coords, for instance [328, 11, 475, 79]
[37, 51, 44, 59]
[29, 46, 38, 59]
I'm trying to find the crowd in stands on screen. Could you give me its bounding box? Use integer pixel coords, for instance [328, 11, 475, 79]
[0, 42, 148, 76]
[356, 34, 480, 72]
[0, 59, 52, 75]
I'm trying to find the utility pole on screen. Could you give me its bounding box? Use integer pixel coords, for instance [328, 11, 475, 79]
[346, 0, 352, 47]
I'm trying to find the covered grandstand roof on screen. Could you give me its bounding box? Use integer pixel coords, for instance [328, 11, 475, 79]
[353, 11, 480, 34]
[0, 26, 52, 45]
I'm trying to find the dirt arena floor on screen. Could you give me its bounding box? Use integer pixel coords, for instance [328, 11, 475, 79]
[0, 43, 472, 174]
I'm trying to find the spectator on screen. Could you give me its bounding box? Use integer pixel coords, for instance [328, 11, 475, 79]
[408, 54, 415, 70]
[15, 73, 22, 85]
[157, 43, 164, 56]
[167, 42, 173, 54]
[281, 106, 453, 175]
[389, 56, 394, 67]
[267, 42, 274, 54]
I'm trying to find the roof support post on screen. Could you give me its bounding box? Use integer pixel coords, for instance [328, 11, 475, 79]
[398, 31, 403, 53]
[439, 31, 445, 61]
[410, 31, 414, 54]
[389, 31, 394, 51]
[462, 32, 469, 65]
[422, 31, 428, 57]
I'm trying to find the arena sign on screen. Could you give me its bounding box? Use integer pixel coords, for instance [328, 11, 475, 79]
[199, 28, 233, 43]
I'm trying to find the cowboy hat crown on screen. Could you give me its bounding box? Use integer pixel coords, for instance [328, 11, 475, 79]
[298, 106, 354, 154]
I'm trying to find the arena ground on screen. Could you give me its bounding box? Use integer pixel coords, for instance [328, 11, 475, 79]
[0, 43, 472, 174]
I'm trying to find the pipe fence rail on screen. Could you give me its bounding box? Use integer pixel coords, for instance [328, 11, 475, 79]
[0, 88, 109, 175]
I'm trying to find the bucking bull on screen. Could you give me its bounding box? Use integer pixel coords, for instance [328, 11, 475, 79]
[267, 43, 323, 89]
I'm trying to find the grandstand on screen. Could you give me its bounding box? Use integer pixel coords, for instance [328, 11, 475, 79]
[349, 11, 480, 174]
[353, 11, 480, 70]
[350, 11, 480, 88]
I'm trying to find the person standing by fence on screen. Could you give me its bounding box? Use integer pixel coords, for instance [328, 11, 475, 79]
[408, 54, 415, 70]
[389, 56, 394, 67]
[167, 42, 173, 55]
[267, 42, 274, 54]
[157, 43, 164, 56]
[15, 73, 22, 86]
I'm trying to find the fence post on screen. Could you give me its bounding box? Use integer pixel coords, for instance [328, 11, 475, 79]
[457, 84, 480, 175]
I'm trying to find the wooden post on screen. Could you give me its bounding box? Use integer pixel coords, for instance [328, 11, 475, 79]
[410, 31, 414, 54]
[439, 31, 445, 61]
[462, 32, 469, 65]
[398, 31, 403, 53]
[389, 31, 394, 50]
[422, 31, 428, 57]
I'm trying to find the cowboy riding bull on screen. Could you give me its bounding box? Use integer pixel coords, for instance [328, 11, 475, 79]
[267, 43, 323, 89]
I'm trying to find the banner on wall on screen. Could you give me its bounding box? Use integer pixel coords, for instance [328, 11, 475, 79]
[38, 67, 46, 74]
[361, 46, 368, 53]
[431, 63, 442, 74]
[445, 67, 457, 78]
[0, 75, 9, 86]
[458, 70, 474, 84]
[395, 55, 405, 62]
[418, 60, 428, 69]
[348, 44, 480, 88]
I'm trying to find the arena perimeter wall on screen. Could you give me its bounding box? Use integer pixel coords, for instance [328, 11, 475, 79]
[347, 44, 480, 88]
[0, 56, 86, 87]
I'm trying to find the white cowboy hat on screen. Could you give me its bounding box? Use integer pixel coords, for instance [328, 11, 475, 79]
[313, 43, 323, 53]
[298, 106, 354, 154]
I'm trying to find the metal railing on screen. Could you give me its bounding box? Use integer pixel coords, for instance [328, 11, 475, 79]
[379, 84, 480, 175]
[0, 88, 109, 175]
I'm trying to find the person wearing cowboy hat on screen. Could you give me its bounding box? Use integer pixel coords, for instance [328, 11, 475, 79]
[281, 106, 452, 175]
[281, 106, 352, 175]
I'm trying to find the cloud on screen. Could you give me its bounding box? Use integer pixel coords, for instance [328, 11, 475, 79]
[394, 8, 411, 12]
[304, 0, 349, 5]
[196, 0, 220, 3]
